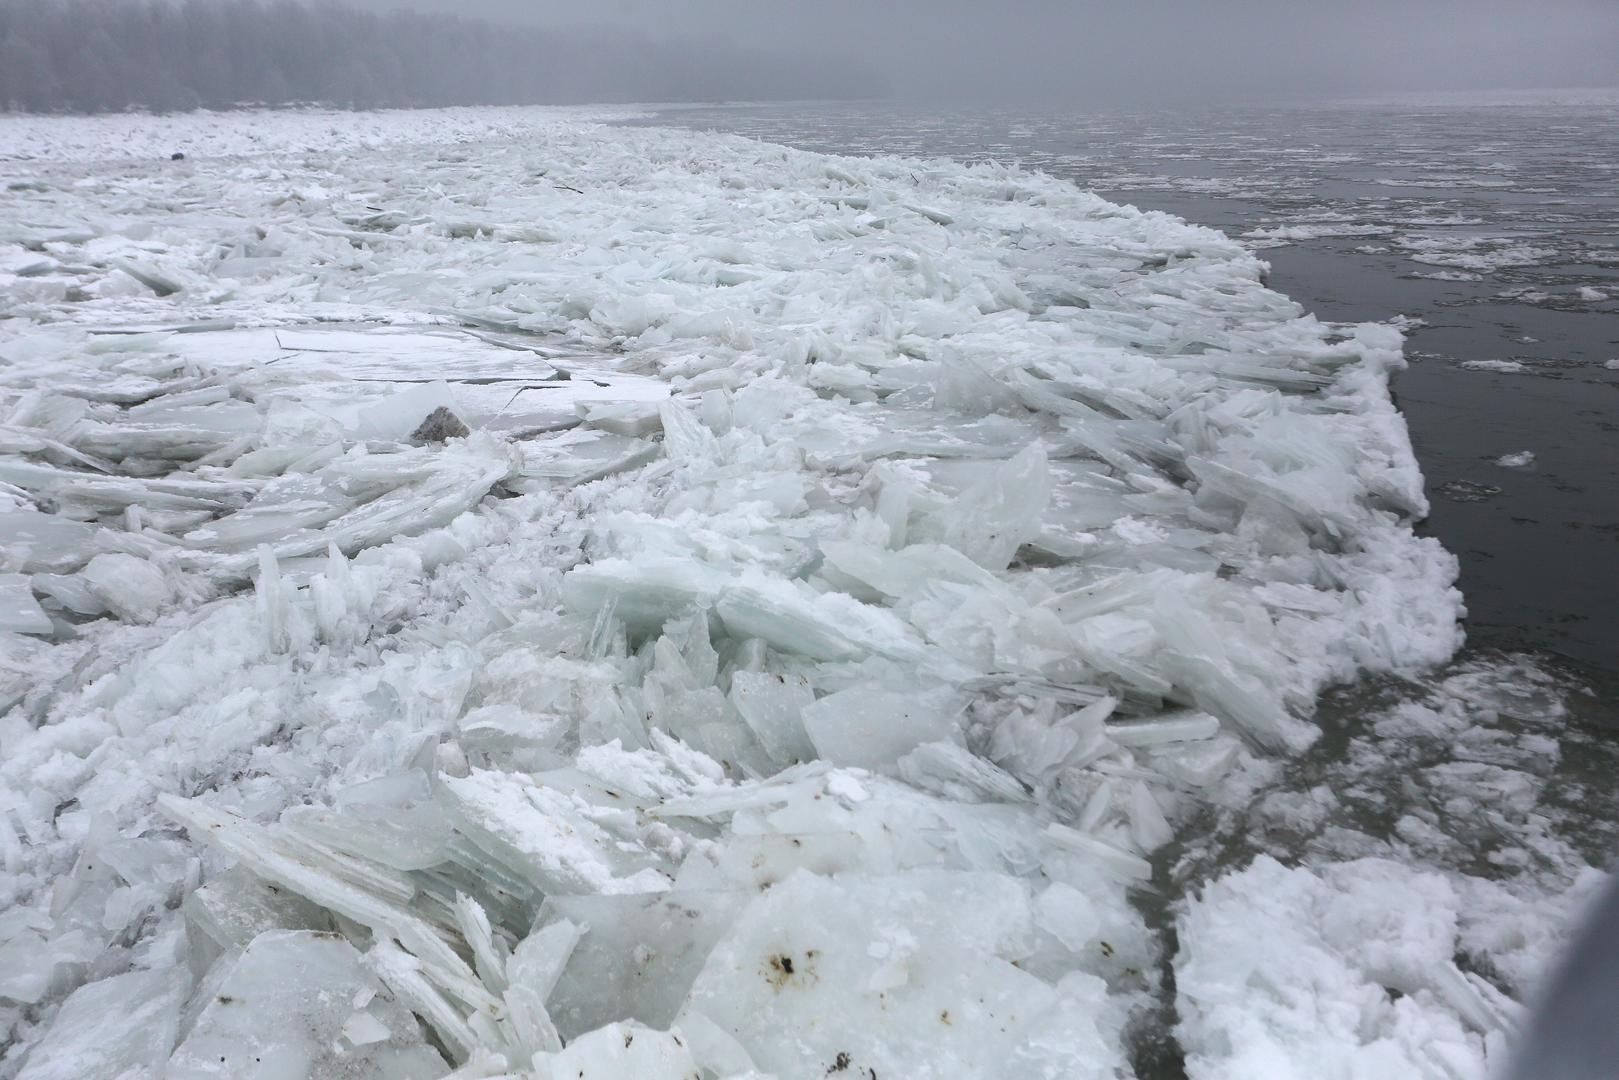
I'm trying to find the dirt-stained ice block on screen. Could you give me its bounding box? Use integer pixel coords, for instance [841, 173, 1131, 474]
[672, 832, 869, 891]
[685, 870, 1116, 1080]
[533, 1021, 700, 1080]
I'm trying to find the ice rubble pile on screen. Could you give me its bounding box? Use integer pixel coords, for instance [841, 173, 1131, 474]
[0, 321, 673, 624]
[1, 108, 1463, 1078]
[1177, 855, 1519, 1079]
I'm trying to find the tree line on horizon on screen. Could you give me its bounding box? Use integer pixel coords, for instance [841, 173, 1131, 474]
[0, 0, 888, 114]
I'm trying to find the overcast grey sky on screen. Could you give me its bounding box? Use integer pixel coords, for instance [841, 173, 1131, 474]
[359, 0, 1619, 103]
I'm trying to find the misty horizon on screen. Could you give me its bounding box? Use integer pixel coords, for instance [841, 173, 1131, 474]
[0, 0, 889, 113]
[367, 0, 1619, 106]
[2, 0, 1615, 115]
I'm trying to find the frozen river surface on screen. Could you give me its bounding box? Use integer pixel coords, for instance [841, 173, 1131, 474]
[0, 103, 1614, 1080]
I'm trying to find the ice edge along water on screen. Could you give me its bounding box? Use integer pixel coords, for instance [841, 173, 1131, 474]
[0, 107, 1471, 1079]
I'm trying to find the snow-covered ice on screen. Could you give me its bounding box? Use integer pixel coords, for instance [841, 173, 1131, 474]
[2, 103, 1584, 1080]
[1177, 855, 1507, 1078]
[1175, 652, 1617, 1080]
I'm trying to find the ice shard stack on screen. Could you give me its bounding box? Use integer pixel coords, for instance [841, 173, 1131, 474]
[0, 105, 1465, 1080]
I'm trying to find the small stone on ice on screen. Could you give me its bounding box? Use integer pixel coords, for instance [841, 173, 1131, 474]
[409, 406, 471, 444]
[353, 382, 460, 441]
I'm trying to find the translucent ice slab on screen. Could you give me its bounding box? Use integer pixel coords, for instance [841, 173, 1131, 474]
[16, 967, 187, 1080]
[166, 930, 446, 1080]
[0, 571, 52, 634]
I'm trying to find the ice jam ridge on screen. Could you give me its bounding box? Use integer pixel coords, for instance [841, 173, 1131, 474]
[0, 107, 1459, 1079]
